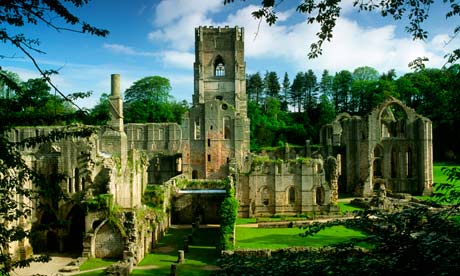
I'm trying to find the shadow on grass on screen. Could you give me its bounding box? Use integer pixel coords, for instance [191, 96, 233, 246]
[236, 226, 366, 249]
[133, 227, 220, 276]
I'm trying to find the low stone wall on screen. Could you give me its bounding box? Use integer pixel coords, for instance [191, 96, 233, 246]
[222, 247, 310, 258]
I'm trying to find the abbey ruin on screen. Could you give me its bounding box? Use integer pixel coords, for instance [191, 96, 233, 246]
[6, 26, 433, 264]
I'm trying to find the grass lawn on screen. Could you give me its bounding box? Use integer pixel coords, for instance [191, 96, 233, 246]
[433, 163, 459, 184]
[338, 202, 362, 214]
[131, 227, 220, 276]
[235, 225, 366, 249]
[79, 258, 117, 271]
[415, 163, 459, 201]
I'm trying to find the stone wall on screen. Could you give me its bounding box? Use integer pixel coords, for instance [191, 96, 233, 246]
[94, 222, 124, 258]
[321, 97, 433, 197]
[237, 157, 338, 217]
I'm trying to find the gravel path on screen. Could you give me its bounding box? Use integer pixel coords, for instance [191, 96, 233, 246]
[11, 256, 75, 276]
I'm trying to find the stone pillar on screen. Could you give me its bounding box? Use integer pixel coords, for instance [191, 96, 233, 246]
[176, 157, 182, 172]
[306, 140, 311, 157]
[109, 74, 123, 131]
[177, 250, 185, 264]
[101, 74, 128, 159]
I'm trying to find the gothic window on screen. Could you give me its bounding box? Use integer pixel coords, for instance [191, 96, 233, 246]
[261, 187, 270, 206]
[406, 147, 413, 178]
[194, 118, 201, 139]
[224, 116, 231, 139]
[373, 145, 383, 177]
[391, 147, 398, 178]
[192, 170, 198, 179]
[214, 55, 225, 77]
[316, 187, 325, 205]
[68, 178, 72, 194]
[74, 168, 80, 192]
[380, 103, 408, 138]
[288, 187, 296, 205]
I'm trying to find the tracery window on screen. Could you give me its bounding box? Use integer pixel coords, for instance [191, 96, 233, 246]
[214, 55, 225, 77]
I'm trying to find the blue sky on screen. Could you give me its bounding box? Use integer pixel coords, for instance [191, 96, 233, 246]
[2, 0, 458, 108]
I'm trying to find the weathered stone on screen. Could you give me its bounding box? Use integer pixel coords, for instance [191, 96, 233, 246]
[177, 250, 185, 264]
[5, 25, 434, 263]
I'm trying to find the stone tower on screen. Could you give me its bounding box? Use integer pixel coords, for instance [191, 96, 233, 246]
[182, 26, 250, 179]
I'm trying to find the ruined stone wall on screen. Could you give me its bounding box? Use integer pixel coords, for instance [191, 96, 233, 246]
[321, 98, 433, 197]
[237, 158, 337, 217]
[125, 123, 182, 155]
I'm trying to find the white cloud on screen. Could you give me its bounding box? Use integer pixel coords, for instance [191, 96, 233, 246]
[161, 51, 194, 69]
[218, 5, 448, 73]
[103, 43, 157, 57]
[148, 0, 222, 51]
[153, 0, 222, 27]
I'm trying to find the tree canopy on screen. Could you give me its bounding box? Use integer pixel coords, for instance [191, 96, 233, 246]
[123, 76, 187, 124]
[0, 1, 107, 273]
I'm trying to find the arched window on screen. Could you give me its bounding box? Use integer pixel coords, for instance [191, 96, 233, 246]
[288, 187, 296, 205]
[192, 170, 198, 179]
[316, 187, 325, 205]
[74, 168, 80, 192]
[373, 145, 383, 177]
[224, 116, 231, 139]
[261, 187, 270, 206]
[391, 147, 398, 178]
[406, 147, 413, 178]
[214, 55, 225, 77]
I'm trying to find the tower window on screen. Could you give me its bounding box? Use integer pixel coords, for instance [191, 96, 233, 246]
[224, 117, 231, 139]
[208, 154, 211, 162]
[214, 55, 225, 77]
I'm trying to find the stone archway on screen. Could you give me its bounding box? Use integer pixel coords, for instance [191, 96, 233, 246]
[94, 221, 125, 259]
[65, 205, 85, 254]
[33, 210, 59, 253]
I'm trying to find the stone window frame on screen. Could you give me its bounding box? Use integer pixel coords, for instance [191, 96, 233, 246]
[214, 55, 225, 77]
[287, 186, 296, 205]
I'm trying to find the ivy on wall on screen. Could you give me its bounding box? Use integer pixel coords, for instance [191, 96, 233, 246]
[220, 177, 238, 250]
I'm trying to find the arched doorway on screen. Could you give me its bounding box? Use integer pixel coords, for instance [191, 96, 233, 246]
[33, 210, 59, 253]
[94, 222, 124, 258]
[65, 205, 85, 254]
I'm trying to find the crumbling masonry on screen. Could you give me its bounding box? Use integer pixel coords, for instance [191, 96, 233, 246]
[6, 26, 433, 263]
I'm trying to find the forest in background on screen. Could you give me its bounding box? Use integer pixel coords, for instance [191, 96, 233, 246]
[1, 65, 459, 162]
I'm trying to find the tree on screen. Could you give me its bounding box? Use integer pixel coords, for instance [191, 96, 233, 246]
[85, 93, 110, 125]
[263, 71, 281, 98]
[0, 1, 108, 274]
[123, 76, 186, 124]
[124, 76, 172, 103]
[290, 72, 305, 112]
[351, 66, 379, 114]
[281, 72, 290, 111]
[246, 72, 264, 105]
[303, 69, 318, 114]
[225, 0, 460, 66]
[319, 70, 333, 100]
[332, 70, 353, 113]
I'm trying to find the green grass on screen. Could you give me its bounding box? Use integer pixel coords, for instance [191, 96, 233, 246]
[433, 163, 459, 184]
[415, 163, 460, 201]
[235, 217, 257, 225]
[235, 225, 366, 249]
[79, 258, 117, 271]
[131, 227, 219, 276]
[338, 202, 362, 214]
[75, 270, 105, 276]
